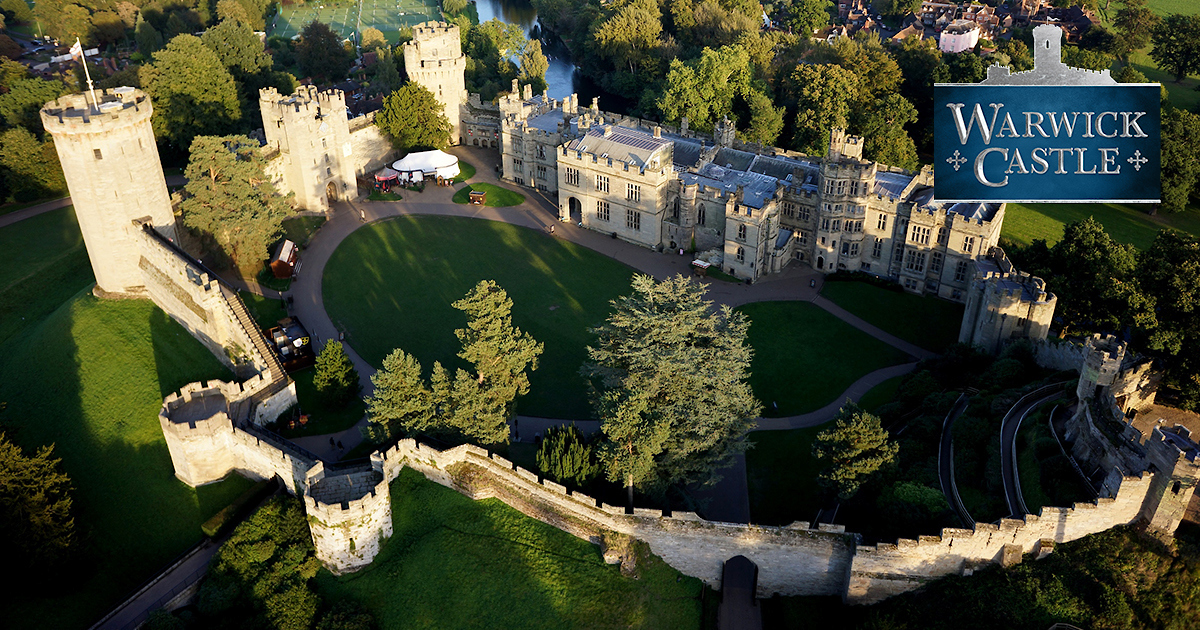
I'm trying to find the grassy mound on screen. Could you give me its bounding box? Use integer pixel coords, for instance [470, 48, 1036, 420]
[0, 293, 253, 629]
[315, 468, 704, 629]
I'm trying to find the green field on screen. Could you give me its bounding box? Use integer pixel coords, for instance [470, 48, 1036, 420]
[277, 366, 366, 438]
[736, 301, 911, 417]
[745, 426, 825, 525]
[315, 468, 704, 629]
[452, 182, 526, 207]
[858, 374, 906, 413]
[270, 0, 440, 43]
[1001, 202, 1200, 250]
[0, 207, 93, 347]
[819, 281, 965, 353]
[323, 215, 637, 419]
[0, 293, 253, 630]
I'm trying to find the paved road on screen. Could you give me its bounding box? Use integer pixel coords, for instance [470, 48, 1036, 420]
[1000, 383, 1071, 518]
[938, 393, 974, 527]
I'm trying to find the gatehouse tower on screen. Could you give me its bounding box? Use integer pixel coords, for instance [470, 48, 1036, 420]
[40, 87, 176, 297]
[403, 21, 467, 144]
[260, 85, 357, 213]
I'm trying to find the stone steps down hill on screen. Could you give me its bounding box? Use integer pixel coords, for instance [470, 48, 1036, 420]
[220, 285, 290, 422]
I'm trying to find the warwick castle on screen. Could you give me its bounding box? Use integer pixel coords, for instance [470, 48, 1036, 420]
[37, 21, 1200, 604]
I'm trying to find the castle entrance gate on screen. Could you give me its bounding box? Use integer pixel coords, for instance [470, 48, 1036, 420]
[568, 197, 582, 223]
[326, 182, 337, 203]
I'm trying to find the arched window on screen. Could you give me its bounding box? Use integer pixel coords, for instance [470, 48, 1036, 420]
[698, 204, 706, 226]
[738, 224, 747, 240]
[736, 247, 745, 262]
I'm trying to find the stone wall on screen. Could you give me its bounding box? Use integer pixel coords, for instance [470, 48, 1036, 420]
[1032, 338, 1089, 372]
[348, 113, 395, 178]
[847, 472, 1152, 603]
[305, 458, 393, 574]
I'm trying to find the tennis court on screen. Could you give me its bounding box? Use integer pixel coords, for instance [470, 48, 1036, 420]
[270, 0, 441, 43]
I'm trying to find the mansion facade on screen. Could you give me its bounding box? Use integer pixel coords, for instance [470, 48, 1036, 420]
[496, 85, 1004, 303]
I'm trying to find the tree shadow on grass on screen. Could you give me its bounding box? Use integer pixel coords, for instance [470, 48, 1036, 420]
[0, 293, 251, 630]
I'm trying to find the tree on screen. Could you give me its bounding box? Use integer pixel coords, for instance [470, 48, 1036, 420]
[180, 135, 293, 269]
[375, 83, 452, 151]
[1161, 108, 1200, 212]
[657, 45, 750, 133]
[784, 0, 831, 35]
[784, 63, 858, 154]
[0, 34, 21, 60]
[1112, 0, 1159, 60]
[812, 402, 898, 500]
[313, 340, 360, 405]
[1114, 64, 1148, 83]
[0, 128, 67, 201]
[1062, 45, 1113, 71]
[366, 349, 436, 441]
[449, 280, 543, 439]
[740, 89, 784, 147]
[139, 35, 242, 149]
[367, 282, 540, 447]
[0, 77, 64, 133]
[0, 58, 28, 91]
[217, 0, 251, 25]
[592, 0, 662, 75]
[136, 13, 165, 56]
[202, 19, 273, 75]
[1138, 231, 1200, 410]
[582, 274, 761, 496]
[852, 93, 919, 170]
[1149, 13, 1200, 82]
[537, 424, 601, 488]
[518, 39, 549, 95]
[296, 20, 352, 82]
[0, 432, 77, 574]
[360, 27, 388, 52]
[0, 0, 34, 24]
[369, 48, 402, 96]
[995, 38, 1033, 72]
[878, 0, 920, 19]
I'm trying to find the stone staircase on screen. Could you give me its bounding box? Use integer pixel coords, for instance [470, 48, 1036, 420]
[220, 285, 290, 422]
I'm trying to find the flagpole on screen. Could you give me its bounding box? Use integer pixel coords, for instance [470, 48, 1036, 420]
[76, 38, 98, 112]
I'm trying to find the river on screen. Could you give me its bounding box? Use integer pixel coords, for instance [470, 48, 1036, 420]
[471, 0, 578, 100]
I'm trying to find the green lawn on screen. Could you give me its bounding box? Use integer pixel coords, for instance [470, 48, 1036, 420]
[0, 293, 253, 630]
[452, 182, 526, 207]
[745, 427, 825, 526]
[282, 214, 326, 247]
[1001, 202, 1200, 250]
[241, 291, 288, 331]
[0, 206, 93, 347]
[819, 281, 964, 353]
[277, 367, 366, 438]
[0, 195, 68, 216]
[453, 159, 476, 183]
[858, 374, 906, 413]
[736, 301, 911, 417]
[315, 468, 704, 629]
[323, 216, 636, 419]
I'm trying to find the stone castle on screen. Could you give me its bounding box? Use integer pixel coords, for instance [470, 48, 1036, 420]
[42, 30, 1200, 607]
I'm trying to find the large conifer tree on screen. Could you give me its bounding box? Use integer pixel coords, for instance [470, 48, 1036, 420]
[582, 274, 761, 496]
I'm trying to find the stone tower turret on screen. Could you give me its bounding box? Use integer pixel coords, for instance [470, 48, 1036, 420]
[1139, 426, 1200, 538]
[403, 21, 467, 144]
[1032, 24, 1063, 72]
[715, 115, 736, 148]
[1077, 334, 1126, 400]
[40, 87, 177, 297]
[260, 86, 356, 214]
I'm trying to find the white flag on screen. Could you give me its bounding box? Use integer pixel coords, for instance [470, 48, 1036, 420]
[70, 39, 83, 61]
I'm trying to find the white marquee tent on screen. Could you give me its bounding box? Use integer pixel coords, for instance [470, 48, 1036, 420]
[392, 150, 460, 182]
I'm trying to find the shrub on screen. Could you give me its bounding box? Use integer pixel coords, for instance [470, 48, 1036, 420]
[200, 478, 276, 537]
[536, 424, 600, 488]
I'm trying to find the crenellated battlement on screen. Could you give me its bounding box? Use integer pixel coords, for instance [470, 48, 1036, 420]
[41, 87, 153, 133]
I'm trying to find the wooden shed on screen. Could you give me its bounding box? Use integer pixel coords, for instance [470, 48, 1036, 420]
[469, 190, 487, 205]
[269, 239, 298, 279]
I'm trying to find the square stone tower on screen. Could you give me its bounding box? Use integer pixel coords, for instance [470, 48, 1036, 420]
[40, 87, 177, 297]
[260, 85, 357, 214]
[403, 21, 467, 144]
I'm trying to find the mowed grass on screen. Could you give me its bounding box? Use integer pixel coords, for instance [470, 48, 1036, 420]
[736, 301, 910, 418]
[452, 182, 526, 207]
[277, 367, 366, 438]
[858, 374, 906, 413]
[323, 216, 636, 419]
[746, 427, 824, 526]
[453, 159, 476, 183]
[0, 206, 93, 346]
[819, 282, 964, 353]
[315, 468, 704, 629]
[271, 0, 439, 41]
[0, 293, 253, 630]
[1002, 202, 1200, 250]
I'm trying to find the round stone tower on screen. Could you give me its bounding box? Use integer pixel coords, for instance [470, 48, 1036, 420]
[40, 87, 176, 297]
[403, 21, 467, 144]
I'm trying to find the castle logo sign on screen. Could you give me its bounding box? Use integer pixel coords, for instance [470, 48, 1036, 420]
[934, 25, 1160, 204]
